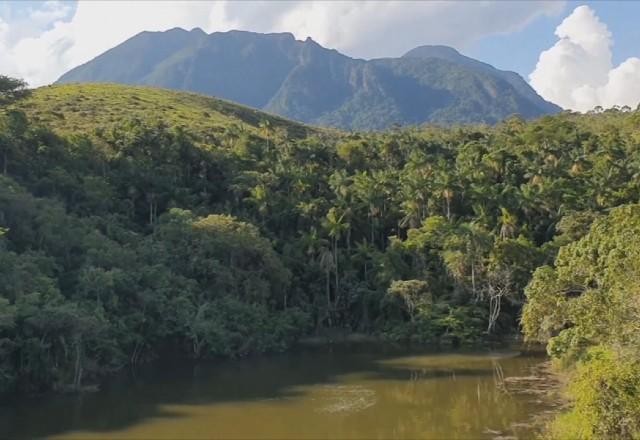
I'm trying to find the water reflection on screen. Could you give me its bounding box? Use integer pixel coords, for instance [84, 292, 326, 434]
[0, 347, 550, 439]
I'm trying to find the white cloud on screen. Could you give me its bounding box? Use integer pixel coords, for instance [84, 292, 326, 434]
[272, 1, 564, 60]
[530, 5, 640, 111]
[0, 1, 224, 86]
[0, 0, 564, 87]
[2, 1, 73, 45]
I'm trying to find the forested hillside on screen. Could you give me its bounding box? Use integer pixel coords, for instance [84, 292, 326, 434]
[1, 77, 640, 432]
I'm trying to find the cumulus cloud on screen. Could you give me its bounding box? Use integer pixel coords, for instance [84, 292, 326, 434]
[271, 1, 563, 60]
[530, 5, 640, 111]
[0, 0, 564, 87]
[0, 1, 225, 86]
[2, 1, 73, 45]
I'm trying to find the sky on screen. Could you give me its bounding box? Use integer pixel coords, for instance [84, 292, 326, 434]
[0, 1, 639, 111]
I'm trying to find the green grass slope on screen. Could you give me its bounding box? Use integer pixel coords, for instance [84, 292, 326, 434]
[16, 83, 315, 141]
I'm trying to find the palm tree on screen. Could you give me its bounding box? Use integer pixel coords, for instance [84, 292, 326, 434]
[258, 120, 273, 153]
[318, 246, 335, 327]
[499, 207, 517, 240]
[223, 123, 242, 149]
[434, 167, 457, 221]
[459, 222, 492, 296]
[353, 240, 376, 282]
[442, 188, 454, 221]
[400, 199, 421, 230]
[324, 207, 350, 314]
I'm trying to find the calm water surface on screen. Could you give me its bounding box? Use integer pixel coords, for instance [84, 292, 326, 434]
[1, 346, 553, 439]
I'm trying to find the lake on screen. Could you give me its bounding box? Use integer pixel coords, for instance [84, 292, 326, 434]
[1, 345, 554, 439]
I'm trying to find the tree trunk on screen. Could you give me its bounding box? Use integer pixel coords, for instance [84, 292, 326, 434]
[370, 215, 374, 244]
[488, 293, 501, 333]
[73, 336, 83, 390]
[333, 237, 339, 314]
[471, 262, 476, 296]
[326, 269, 332, 327]
[193, 337, 201, 358]
[148, 193, 158, 225]
[361, 299, 370, 332]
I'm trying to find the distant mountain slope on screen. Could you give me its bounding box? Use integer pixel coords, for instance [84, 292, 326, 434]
[57, 29, 561, 130]
[402, 45, 560, 115]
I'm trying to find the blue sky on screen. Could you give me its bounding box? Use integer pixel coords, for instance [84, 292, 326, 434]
[467, 1, 640, 77]
[0, 1, 639, 110]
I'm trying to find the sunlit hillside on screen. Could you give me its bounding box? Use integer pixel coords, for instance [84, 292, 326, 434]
[17, 83, 315, 142]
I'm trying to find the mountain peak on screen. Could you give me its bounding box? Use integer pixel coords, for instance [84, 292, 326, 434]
[208, 29, 297, 41]
[189, 27, 207, 36]
[403, 45, 463, 60]
[163, 27, 191, 35]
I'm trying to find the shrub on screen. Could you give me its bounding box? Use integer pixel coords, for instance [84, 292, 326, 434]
[549, 347, 640, 440]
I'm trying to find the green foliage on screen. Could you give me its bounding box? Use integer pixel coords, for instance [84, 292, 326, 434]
[523, 205, 640, 438]
[0, 172, 305, 392]
[2, 81, 640, 397]
[386, 279, 432, 322]
[0, 75, 30, 105]
[523, 204, 640, 356]
[549, 347, 640, 440]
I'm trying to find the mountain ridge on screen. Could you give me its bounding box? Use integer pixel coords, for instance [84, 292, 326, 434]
[57, 28, 561, 130]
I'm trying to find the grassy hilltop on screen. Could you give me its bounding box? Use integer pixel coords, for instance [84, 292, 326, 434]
[18, 83, 314, 141]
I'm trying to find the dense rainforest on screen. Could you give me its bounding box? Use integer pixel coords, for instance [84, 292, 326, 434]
[1, 77, 640, 437]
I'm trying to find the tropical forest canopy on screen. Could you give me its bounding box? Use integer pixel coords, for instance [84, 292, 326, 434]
[1, 80, 640, 437]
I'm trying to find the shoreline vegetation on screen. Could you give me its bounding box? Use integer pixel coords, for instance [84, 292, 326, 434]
[501, 360, 568, 437]
[296, 330, 529, 348]
[523, 204, 640, 438]
[1, 78, 640, 436]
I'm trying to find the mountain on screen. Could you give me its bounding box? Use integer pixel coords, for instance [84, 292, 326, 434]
[402, 45, 559, 115]
[57, 28, 561, 130]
